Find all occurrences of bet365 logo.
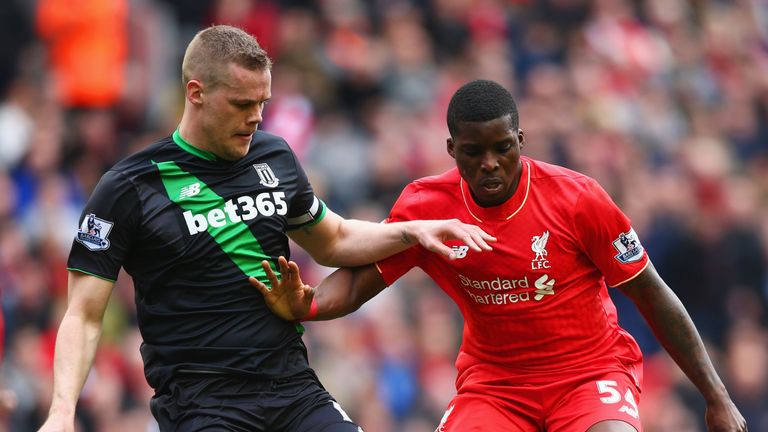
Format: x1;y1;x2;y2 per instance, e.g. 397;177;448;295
183;192;287;235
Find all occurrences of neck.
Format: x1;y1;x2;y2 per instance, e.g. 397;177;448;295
177;113;208;153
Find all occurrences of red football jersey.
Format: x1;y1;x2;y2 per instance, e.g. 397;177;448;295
377;157;648;378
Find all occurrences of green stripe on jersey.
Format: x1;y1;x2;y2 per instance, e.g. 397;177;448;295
66;267;117;283
153;160;274;279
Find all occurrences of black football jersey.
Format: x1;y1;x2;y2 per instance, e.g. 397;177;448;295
67;130;325;389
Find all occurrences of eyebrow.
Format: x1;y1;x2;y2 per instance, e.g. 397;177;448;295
229;97;270;104
459;138;512;147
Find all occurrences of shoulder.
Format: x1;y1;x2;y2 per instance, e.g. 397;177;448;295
408;167;462;196
110;135;176;178
526;157;599;202
389;168;460;221
245;131;302;169
250;131;293;155
527;157;591;185
96;135;207;198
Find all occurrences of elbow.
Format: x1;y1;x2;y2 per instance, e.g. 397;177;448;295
306;237;346;267
312;251;338;268
67;300;108;325
312;250;363;268
348;296;367;314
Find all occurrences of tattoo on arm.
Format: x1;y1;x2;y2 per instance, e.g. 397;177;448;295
400;230;412;245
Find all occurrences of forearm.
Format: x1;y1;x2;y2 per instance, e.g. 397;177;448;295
321;219;416;267
312;265;388;320
632;288;728;403
291;210;493;267
47;311;103;419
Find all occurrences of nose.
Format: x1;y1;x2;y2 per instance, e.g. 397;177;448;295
480;152;500;172
246;106;263;126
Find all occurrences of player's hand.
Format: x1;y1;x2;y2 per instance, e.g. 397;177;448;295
0;389;16;415
408;219;496;260
249;256;314;321
705;398;747;431
37;416;74;432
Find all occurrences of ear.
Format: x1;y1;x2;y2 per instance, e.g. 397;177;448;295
447;137;456;159
186;79;204;105
518;128;525;149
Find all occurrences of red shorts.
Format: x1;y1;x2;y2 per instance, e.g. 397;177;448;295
435;361;643;432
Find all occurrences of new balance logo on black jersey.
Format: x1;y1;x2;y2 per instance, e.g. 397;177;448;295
184;192;287;235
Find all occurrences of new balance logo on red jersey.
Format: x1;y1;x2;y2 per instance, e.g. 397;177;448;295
451;245;469;258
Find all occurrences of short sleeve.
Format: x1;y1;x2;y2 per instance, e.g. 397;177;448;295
573;178;649;287
285;149;326;230
67;170;141;281
376;182;423;285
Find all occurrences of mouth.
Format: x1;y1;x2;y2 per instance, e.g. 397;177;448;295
478;178;504;193
234;132;254;142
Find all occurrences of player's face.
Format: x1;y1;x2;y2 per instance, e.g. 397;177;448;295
198;63;271;161
447;114;524;207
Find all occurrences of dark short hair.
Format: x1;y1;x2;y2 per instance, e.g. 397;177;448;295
447;80;519;136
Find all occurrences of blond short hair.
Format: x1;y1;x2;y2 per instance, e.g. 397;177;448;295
181;25;272;88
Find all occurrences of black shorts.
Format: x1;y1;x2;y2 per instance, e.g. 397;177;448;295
150;370;363;432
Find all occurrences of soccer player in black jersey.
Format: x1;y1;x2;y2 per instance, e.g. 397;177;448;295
38;25;495;432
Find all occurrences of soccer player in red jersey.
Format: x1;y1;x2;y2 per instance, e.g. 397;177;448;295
251;80;747;431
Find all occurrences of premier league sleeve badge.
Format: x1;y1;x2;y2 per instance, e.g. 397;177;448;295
612;228;644;264
75;213;114;251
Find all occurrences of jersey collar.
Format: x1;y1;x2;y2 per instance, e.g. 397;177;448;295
460;159;530;223
173;129;218;161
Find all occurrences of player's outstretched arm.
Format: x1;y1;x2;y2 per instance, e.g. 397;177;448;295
288;209;495;267
250;257;387;321
38;272;115;432
617;263;747;432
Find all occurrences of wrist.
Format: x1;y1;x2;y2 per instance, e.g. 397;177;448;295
399;222;415;245
702;383;730;404
47;404;76;421
302;298;318;321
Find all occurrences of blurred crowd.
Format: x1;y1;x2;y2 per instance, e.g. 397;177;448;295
0;0;766;431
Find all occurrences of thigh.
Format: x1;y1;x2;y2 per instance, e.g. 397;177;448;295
150;376;269;432
587;420;639;432
172;415;253;432
435;393;541;432
151;393;265;432
545;370;642;432
273;370;362;432
292;400;363;432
